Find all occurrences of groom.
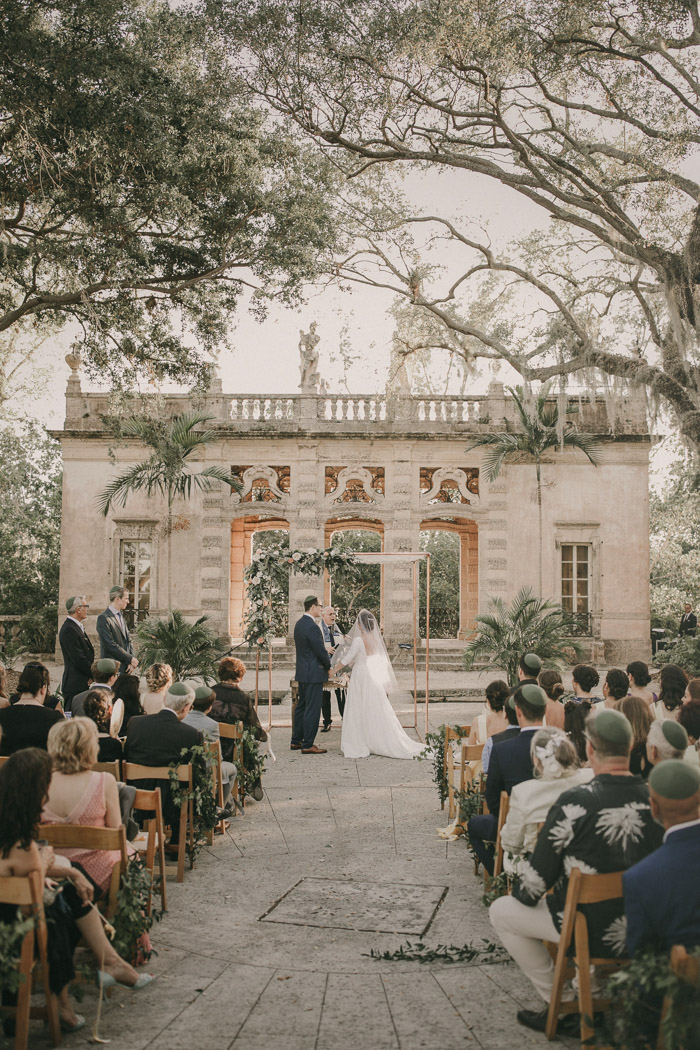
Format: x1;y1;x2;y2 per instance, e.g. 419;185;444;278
291;595;331;754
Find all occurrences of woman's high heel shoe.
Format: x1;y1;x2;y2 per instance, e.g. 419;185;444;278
96;970;155;991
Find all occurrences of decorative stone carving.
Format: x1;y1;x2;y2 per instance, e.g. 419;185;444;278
231;465;290;504
299;322;321;393
419;467;480;506
325;466;385;504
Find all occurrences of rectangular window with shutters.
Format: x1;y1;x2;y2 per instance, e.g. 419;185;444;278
119;540;152;629
561;543;590;620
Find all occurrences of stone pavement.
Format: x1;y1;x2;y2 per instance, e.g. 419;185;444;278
39;700;576;1050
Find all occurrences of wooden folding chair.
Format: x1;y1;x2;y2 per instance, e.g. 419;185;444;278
546;868;628;1044
40;824;128;918
441;725;471;810
203;740;225;839
0;871;61;1050
657;945;700;1049
446;741;483;820
491;790;510;880
130;786;168;914
92;760;121;780
218;722;244;809
123;763;194;883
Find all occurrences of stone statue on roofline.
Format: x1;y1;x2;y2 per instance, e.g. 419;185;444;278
299;322;321;393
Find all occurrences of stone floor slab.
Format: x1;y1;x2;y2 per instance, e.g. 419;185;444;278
260;877;448;936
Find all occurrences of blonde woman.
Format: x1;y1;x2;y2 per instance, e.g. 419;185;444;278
41;718;132;890
500;728;593;875
141;662;173;715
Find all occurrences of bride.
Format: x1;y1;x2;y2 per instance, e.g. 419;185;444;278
331;609;424;760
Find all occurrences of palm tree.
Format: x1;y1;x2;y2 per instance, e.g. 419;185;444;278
463;587;584;686
97;412;237;611
466;384;602;598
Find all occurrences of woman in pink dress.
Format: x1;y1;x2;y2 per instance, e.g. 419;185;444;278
42;717;128;890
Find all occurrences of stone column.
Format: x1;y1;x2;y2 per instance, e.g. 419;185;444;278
286;440;324;636
382;456;419;649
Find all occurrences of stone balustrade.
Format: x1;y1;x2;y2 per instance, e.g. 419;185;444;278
63;384;649;436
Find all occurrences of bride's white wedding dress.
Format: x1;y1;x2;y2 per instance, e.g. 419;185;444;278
338;634;424;760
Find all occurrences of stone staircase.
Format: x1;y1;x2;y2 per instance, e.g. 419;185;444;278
232;640;468;673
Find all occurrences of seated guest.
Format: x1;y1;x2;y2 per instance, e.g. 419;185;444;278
0;662;9;708
185;686;244;809
564;697;592;763
467;684;546;876
568;663;603;704
0;749;151;1032
42;718;130;891
70;658;118;718
616;694;653;778
9;662;63;712
490;708;663;1034
481;690;520;774
0;664;63;754
624;760;700;954
653;663;689;722
538;670;566;729
141;663;173;715
501;728;593;875
627;660;657;706
124;683;202;855
467;679;510;745
83;690;124;762
602;668;629;708
211;658;267;764
683;677;700;705
647;719;688;767
679;700;700;765
111;673;144;735
518;651;543;685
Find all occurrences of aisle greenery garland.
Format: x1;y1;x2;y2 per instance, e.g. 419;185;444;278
168;744;219;862
243;543;360;647
238;727;266;801
417;725;469;805
0;912;35;994
112;857;161;965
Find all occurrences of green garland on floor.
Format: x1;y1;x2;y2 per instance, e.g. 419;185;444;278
366;938;509;965
169;744;219;862
111;856;162;966
0;911;35;994
598;947;700;1050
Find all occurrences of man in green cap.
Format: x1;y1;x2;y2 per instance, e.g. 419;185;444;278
646;719;689;766
69;658;119;717
624;760;700;954
468;683;546;875
58;595;94;708
490;707;663;1034
518;652;542;685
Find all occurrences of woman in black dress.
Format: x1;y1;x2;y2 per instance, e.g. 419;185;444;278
83;690;124;762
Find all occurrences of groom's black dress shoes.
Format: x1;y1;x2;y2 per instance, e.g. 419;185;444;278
301;745;327;754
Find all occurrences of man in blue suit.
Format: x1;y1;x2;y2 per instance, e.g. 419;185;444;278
96;585;138;674
468;683;546;875
624;760;700;954
291;595;331;754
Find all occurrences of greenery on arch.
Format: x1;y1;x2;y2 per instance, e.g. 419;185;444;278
243;543;361;646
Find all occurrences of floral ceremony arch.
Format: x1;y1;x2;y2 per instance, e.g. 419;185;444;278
242;543;431;732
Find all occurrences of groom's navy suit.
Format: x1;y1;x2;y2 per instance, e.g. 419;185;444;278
292;613;331;749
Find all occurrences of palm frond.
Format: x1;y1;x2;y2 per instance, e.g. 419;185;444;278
96;463;166;516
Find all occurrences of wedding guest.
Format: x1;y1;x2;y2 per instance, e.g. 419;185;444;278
568;663;603;703
70;658;119;718
683;678;700;704
602;668;629;708
481;692;520;773
679;700;700;764
141;663;173;715
490;709;662;1034
652;664;689;722
500;728;593;874
42;718;130;891
9;662;62;713
0;750;152;1034
111;673;144;735
616;694;653;778
468;684;546;875
518;652;542;684
679;602;697;637
211;657;267;764
185;685;243;809
0;664;63;754
646;719;688;766
564;698;592;763
83;690;124;762
58;596;94;709
624;760;700;954
538;670;566;729
467;679;510;745
627;660;658;706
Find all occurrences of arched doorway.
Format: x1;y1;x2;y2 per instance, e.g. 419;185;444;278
419;519;478;639
324;519;384;630
229;516;289;638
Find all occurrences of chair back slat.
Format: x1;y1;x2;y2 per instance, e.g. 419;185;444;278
577;870;624;904
123;762;193;786
92;760;121;780
41;823;127;853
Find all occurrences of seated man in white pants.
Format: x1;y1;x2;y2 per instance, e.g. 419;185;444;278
489;708;662;1034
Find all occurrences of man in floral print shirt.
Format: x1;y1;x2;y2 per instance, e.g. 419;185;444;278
489;708;663;1034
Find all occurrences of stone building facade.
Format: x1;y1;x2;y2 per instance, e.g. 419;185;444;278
55;371;652;662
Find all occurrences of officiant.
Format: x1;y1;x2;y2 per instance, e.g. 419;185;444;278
320;607;347;733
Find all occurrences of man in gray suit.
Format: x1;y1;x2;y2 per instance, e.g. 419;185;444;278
96;585;138;674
